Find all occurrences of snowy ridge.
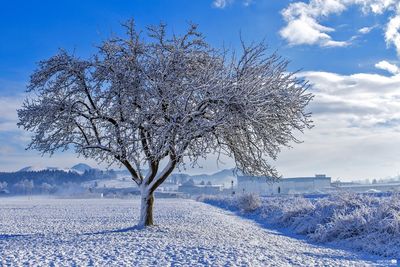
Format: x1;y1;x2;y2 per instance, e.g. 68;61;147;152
18;165;59;172
17;164;94;174
18;166;78;173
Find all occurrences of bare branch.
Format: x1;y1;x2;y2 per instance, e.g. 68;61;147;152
18;19;313;196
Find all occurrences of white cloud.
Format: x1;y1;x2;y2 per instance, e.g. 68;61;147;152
0;145;15;155
375;60;400;75
322;39;350;47
280;0;400;52
280;15;349;47
213;0;232;8
212;0;252;9
358;25;376;34
385;13;400;55
0;96;23;132
368;0;397;14
280;0;348;47
303;71;400;122
243;0;252;7
275;70;400;180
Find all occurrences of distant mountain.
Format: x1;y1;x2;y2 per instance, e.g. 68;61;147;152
71;163;93;174
191;168;235;181
17;163;96;174
167;169;236;187
18;166;60;172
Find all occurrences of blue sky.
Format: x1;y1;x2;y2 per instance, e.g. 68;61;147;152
1;0;400;181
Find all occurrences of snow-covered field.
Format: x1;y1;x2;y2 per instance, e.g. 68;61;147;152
0;197;391;266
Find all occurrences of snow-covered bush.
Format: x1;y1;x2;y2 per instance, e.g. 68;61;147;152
237;193;262;212
263;197;315;232
200;193;400;258
197;195;237;211
310;193;400;257
199;193;262;213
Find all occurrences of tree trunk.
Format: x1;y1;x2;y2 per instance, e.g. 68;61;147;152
139;189;154;227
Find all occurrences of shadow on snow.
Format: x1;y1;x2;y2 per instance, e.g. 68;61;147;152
0;234;33;240
81;225;146;236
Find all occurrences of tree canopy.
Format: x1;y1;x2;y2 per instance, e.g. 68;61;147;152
18;20;313;226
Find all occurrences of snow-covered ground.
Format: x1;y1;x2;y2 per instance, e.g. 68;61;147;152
200;193;400;259
0;197;391;266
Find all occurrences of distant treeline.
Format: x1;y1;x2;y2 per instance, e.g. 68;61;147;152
0;169;118;195
0;169;115;185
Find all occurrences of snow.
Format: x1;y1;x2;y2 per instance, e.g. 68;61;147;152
200;193;400;259
71;163;94;174
0;197;389;266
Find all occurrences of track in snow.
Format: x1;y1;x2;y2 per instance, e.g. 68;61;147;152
0;197;387;266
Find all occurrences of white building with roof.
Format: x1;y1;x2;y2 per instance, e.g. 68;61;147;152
237;174;332;195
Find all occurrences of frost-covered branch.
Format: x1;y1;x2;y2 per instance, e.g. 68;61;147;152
18;19;313;226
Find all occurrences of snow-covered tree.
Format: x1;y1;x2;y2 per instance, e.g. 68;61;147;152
0;181;7;190
39;182;54;194
14;180;34;195
18;20;312;226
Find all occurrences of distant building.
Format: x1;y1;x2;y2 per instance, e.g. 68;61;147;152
178;182;223;195
237;174;332;195
157;182;179;192
332;182;400;193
